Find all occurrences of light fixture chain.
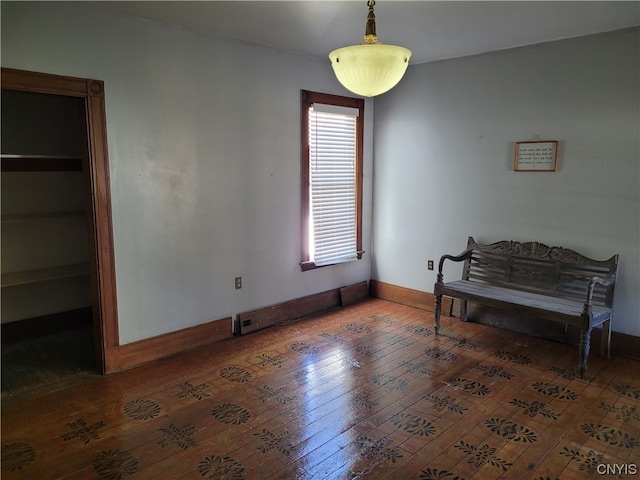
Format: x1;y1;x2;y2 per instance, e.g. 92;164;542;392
364;0;379;44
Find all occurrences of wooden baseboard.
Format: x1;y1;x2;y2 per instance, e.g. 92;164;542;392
105;281;371;372
370;281;640;361
606;330;640;361
340;281;369;306
104;316;233;373
369;280;452;313
1;308;93;343
237;281;370;335
238;289;341;335
571;324;640;361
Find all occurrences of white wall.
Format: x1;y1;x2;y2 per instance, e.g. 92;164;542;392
373;28;639;336
1;2;374;344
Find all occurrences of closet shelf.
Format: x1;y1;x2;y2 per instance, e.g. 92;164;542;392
0;154;82;159
1;211;86;223
1;154;83;172
1;263;90;288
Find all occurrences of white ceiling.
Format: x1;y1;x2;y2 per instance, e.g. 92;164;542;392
93;1;640;64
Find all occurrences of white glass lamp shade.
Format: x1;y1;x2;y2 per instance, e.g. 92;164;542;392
329;43;412;97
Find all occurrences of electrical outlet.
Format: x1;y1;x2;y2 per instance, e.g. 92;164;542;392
427;260;434;270
235;276;242;289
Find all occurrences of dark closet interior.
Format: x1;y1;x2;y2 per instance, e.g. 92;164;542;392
1;89;98;397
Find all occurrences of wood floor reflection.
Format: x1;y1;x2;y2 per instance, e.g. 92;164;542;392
2;298;639;479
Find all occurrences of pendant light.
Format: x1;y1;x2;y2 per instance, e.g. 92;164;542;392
329;0;412;97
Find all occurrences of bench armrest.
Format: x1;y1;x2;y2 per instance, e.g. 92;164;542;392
436;249;472;283
583;273;617;311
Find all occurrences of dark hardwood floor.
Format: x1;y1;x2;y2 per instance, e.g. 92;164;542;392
1;298;639;479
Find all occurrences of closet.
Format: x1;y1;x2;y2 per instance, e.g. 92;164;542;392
1;68;119;378
2;90;92;331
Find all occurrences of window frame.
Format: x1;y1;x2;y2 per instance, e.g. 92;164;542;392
300;90;364;271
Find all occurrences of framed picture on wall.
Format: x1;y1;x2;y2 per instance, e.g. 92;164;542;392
514;141;558;172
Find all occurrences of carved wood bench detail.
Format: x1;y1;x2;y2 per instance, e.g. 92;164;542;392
434;237;618;378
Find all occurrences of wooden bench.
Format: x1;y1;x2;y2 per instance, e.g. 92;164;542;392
434;237;618;377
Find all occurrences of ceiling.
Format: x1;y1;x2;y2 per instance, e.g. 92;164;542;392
93;1;640;65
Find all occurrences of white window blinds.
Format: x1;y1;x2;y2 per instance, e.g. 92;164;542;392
308;103;359;266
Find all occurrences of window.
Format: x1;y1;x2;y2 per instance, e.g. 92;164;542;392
300;90;364;271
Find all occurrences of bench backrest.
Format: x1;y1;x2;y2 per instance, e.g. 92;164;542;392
462;237;618;308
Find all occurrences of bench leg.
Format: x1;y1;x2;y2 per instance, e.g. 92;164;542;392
434;294;442;335
600;318;612;360
460;300;468;322
579;328;592;379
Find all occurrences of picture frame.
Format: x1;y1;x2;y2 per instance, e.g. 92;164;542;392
514;141;558;172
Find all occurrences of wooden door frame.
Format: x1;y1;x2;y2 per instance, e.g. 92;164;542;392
2;67;119;374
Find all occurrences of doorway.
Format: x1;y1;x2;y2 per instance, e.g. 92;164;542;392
1;69;118;392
